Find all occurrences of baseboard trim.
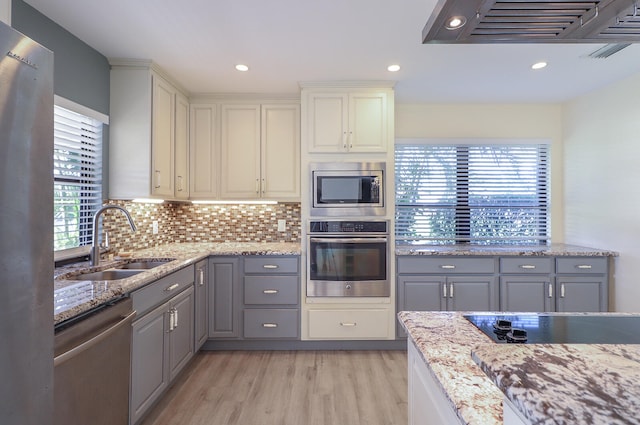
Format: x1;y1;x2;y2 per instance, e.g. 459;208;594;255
201;339;406;351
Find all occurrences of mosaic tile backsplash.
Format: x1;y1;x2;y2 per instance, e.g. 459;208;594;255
101;201;301;254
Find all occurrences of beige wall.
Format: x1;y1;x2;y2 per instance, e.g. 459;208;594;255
394;103;565;242
563;72;640;311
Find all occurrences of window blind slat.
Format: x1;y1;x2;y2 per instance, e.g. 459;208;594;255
395;144;549;245
54;105;104;251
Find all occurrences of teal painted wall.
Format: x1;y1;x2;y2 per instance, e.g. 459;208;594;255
11;0;109;115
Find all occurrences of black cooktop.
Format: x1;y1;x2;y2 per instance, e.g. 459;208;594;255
464;314;640;344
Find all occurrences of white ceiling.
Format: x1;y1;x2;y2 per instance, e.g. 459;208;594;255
23;0;640;103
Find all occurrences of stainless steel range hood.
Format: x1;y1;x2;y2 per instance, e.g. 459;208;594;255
423;0;640;43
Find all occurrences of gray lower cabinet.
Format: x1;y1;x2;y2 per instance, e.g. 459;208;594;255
499;257;608;312
242;256;300;339
194;259;208;349
396;257;498;337
555;257;608;312
208;257;241;339
130;266;195;425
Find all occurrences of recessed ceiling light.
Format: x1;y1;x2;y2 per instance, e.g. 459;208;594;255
531;61;548;70
445;16;467;30
387;64;401;72
235;64;249;72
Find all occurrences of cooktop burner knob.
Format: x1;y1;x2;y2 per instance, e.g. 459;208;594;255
493;319;512;334
506;328;528;343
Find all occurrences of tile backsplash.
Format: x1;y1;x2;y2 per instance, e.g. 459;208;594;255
101;201;301;254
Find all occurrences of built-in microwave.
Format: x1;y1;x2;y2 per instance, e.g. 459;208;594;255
310;162;385;216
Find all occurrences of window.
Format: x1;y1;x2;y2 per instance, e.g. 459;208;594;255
53;102;104;251
395;142;549;245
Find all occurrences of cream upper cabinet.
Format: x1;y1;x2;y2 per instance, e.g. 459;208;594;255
109;61;189;200
303;87;392;153
219;103;300;200
174;92;190;200
151;75;176;197
189;104;218;199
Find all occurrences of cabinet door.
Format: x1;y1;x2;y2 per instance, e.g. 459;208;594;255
447;276;498;311
208;257;241;338
500;276;553;312
151;75;175;197
348;92;388;152
130;302;170;425
397;276;447;337
220;104;261;199
194;260;209;349
261;104;300;200
189;104;218;199
168;287;194;381
555;276;607;312
306;92;348;152
174;92;189;199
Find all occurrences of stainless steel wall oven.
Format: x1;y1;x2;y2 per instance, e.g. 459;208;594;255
307;220;389;297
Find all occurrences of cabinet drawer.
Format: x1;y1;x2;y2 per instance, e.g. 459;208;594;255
556;257;607;274
500;257;552;274
244;257;299;274
131;266;194;317
397;257;494;274
307;309;389;339
243;309;299;338
244;275;299;305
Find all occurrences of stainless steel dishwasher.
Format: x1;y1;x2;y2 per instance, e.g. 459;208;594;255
54;297;135;425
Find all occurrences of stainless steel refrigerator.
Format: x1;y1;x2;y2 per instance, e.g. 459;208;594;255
0;21;55;425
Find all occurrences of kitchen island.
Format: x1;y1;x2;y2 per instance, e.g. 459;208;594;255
54;242;300;325
398;311;640;425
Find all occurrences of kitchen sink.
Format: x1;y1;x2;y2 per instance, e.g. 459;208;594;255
117;259;174;270
70;269;144;281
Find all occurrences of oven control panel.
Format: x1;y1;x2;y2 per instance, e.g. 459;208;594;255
309;220;388;234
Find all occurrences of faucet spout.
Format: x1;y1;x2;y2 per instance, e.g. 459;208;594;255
90;204;137;266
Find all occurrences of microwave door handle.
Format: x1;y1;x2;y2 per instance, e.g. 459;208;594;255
309;237;387;244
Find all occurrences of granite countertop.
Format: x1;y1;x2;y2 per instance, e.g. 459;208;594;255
398;311;503;425
398;311;640;425
395;243;618;257
472;344;640;425
54;242;300;325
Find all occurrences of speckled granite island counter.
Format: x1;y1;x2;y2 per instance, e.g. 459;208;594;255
398;311;640;425
54;242;300;325
472;343;640;425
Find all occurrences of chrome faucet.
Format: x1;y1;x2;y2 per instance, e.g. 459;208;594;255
90;204;137;266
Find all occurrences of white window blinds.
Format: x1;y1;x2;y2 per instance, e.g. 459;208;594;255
395;144;549;245
53;105;103;251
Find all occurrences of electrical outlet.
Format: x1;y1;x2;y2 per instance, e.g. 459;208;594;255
277;219;286;232
152;221;159;234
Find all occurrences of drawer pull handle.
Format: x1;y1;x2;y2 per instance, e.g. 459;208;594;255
198;269;205;286
263;264;279;269
340;322;357;327
440;265;456;269
576;265;592;269
165;283;179;292
262;323;278;328
263;289;279;294
520;265;536;269
560;283;566;298
548;282;553;298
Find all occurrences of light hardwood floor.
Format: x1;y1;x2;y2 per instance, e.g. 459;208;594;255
140;350;408;425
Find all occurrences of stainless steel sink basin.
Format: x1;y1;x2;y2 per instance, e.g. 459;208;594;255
70;269;144;281
117;259;174;270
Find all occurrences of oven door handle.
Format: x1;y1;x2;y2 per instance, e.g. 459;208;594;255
310;237;387;244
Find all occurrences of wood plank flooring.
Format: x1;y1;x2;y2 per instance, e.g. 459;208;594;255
140;350;408;425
